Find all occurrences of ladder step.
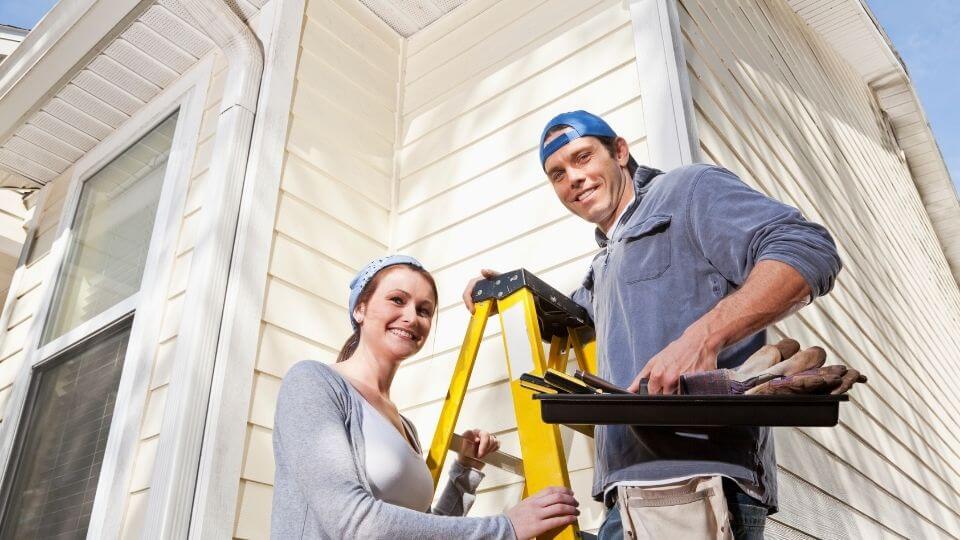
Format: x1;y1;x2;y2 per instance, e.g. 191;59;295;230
450;433;524;476
448;425;594;477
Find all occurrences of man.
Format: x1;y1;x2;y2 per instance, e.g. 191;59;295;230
463;111;841;538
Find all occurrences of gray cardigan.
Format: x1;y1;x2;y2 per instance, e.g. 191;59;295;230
271;360;516;539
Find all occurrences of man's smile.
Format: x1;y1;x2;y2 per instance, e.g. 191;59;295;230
574;186;599;203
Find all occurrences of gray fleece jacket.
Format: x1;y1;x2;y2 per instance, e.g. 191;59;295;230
271;360;516;539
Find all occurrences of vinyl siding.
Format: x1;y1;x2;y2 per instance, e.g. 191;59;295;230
231;0;960;538
0;172;69;422
783;0;960;286
392;0;642;532
118;51;228;536
231;0;400;535
679;0;960;536
230;0;643;534
0;190;26;302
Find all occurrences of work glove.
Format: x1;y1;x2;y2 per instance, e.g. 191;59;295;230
679;337;866;396
734;338;801;379
746;365;868;395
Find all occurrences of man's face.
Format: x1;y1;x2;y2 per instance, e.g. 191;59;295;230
543;131;632;231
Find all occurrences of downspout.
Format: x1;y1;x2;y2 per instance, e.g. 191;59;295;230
141;0;263;537
628;0;700;169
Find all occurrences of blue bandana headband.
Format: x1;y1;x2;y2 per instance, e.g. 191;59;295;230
539;110;619;170
348;254;425;330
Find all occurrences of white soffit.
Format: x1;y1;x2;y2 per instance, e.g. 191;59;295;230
788;0;960;283
787;0;902;85
358;0;468;37
0;0;265;189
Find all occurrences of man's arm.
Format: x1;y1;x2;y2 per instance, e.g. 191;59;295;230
630;259;809;394
630;166;841;394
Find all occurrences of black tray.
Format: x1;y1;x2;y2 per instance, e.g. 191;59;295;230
535;393;848;427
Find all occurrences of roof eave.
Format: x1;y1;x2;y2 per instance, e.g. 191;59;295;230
0;0;147;186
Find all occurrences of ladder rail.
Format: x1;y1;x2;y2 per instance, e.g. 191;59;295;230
425;271;597;539
426;300;492;486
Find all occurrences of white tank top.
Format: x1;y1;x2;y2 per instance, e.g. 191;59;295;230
360;398;434;512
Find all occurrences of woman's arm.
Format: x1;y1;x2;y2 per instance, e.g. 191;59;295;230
432;460;485;516
430;428;500;516
272;361;515;539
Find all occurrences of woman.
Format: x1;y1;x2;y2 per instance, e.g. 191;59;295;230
272;255;580;539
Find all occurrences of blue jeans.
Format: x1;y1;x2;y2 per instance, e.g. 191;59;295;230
597;484;767;539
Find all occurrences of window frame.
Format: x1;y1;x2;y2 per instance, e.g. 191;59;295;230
37;110;180;350
0;314;134;534
0;54;214;538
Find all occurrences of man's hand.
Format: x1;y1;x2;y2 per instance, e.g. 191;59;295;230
629;325;721;394
629;260;812;395
461;269;499;313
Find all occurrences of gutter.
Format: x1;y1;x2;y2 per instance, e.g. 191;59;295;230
141;0;263;536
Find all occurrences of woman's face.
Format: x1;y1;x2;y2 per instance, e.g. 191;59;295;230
355;266;436;361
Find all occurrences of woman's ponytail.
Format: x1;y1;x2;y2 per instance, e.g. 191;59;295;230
336;329;361;363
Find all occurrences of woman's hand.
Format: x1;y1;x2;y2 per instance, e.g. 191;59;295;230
457;429;500;470
505;487;580;539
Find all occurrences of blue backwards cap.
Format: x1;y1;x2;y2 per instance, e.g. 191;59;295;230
539;110;618;170
348;254;424;330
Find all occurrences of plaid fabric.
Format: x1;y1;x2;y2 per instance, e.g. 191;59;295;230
679;369;744;395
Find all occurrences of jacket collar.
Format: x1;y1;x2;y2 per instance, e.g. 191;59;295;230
594;165;662;248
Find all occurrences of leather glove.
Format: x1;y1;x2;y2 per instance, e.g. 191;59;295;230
735;338;800;380
746;365;867;395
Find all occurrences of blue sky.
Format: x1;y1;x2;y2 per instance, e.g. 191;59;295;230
0;0;55;30
0;0;956;191
868;0;959;192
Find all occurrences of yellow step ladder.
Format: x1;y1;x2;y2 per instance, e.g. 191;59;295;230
426;269;596;540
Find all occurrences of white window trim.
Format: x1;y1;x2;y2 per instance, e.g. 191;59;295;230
0;54;214;539
34;293;141;361
629;0;701;169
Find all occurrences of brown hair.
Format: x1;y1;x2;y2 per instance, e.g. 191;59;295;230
336;264;439;363
544;125;637;176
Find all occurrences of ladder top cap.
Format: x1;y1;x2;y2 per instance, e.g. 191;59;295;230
471;268;593;341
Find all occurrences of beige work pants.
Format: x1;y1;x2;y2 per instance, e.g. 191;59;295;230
616;476;733;540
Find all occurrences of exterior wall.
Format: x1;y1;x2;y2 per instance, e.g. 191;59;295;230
679;0;960;537
116;51;227;537
231;0;400;536
0;49;226;537
392;0;643;531
234;0;646;534
0;190;26;300
0;171;70;423
230;0;960;538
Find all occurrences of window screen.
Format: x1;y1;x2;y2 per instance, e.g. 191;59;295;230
42;112;178;344
0;320;131;538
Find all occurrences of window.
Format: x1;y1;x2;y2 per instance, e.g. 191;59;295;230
0;111;180;538
0;320;131;538
41;112;178;344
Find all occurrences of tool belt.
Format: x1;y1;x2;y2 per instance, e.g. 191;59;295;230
616;476;733;540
